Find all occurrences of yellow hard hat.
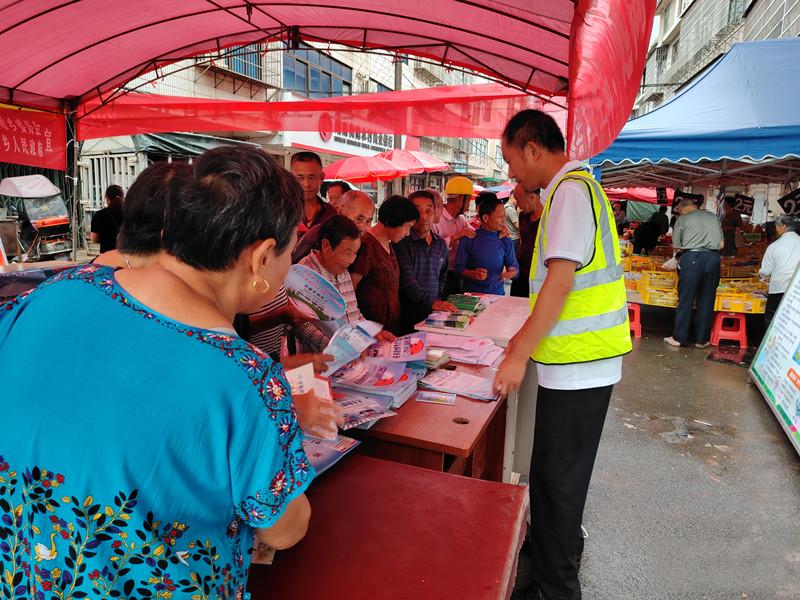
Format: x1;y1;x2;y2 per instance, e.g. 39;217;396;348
445;176;473;196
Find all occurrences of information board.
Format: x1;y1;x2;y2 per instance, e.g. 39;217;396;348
749;266;800;456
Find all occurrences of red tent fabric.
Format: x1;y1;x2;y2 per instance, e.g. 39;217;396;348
0;0;655;166
77;84;561;142
604;187;674;204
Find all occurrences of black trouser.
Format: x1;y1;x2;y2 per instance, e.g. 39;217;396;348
673;250;721;345
444;270;461;297
530;384;613;600
764;293;783;332
510;271;530;297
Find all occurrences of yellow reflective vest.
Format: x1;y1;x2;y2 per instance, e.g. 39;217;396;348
529;169;632;364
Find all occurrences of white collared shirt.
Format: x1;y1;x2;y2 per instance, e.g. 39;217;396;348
760;231;800;294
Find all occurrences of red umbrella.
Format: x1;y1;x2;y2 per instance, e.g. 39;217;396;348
376;149;449;173
324;156;408;183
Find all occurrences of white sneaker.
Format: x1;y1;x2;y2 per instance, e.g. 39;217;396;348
663;336;682;347
695;342;711;349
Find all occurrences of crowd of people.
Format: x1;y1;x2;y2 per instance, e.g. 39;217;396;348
6;104;800;600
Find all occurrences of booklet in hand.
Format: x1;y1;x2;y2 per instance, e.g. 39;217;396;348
322;320;383;375
285;263;347;321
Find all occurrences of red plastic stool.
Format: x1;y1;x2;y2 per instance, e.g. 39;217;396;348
628;302;642;338
710;312;748;348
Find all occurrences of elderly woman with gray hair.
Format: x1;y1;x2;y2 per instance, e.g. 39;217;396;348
759;214;800;329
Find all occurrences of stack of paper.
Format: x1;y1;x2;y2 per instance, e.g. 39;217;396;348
424;311;471;329
447;293;487;314
333;389;396;430
419;369;498;402
366;332;427;363
425;333;504;366
425;347;450;369
331;359;419;409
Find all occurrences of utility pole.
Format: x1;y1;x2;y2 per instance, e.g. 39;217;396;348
393;54;404;196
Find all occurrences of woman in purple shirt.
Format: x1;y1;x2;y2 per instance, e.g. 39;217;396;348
455;194;519;295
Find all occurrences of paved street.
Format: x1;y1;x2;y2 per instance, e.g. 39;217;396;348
581;307;800;599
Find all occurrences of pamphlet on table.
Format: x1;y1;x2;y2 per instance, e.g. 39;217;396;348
322;319;383;375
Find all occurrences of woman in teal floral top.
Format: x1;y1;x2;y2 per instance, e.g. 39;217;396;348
0;146;314;599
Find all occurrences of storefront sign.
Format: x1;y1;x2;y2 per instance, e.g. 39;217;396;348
0;106;66;170
750;268;800;457
777;188;800;215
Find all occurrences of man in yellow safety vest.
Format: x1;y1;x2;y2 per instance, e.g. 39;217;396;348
495;110;631;600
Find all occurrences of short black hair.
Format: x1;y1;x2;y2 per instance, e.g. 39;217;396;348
326;181;349;195
659;205;668;213
408;189;435;208
105;184;124;200
724;196;736;207
118;162;193;256
318;215;361;250
378;195;419;228
502;109;565;153
475;191;499;209
478;194;503;220
290;151;323;168
162;145;303;271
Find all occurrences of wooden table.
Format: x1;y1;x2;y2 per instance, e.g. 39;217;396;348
417;296;537;483
247;456;528;600
350;362;507;481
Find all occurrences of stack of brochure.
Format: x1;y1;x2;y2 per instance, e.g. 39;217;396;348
447;293;487;315
331;358;419;409
332;389;396;430
424;311;471;329
425;348;450;369
425;332;504;366
365;332;427;363
419;368;499;402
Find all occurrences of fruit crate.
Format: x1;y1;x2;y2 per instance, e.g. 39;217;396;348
624;272;641;291
640;286;678;308
638;270;677;291
714;292;766;314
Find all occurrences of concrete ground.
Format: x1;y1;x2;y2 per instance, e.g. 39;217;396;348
580;306;800;599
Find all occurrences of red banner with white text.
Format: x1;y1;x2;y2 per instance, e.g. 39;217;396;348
0;106;66;170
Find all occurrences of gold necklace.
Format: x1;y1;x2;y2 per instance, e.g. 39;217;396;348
120;252;133;269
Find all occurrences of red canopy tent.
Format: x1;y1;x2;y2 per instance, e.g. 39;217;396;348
375;149;448;174
605;187;674;204
0;0;656;170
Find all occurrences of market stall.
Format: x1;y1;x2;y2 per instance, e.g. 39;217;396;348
593;38;800;190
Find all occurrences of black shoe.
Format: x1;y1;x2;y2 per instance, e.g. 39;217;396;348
575;525;588;572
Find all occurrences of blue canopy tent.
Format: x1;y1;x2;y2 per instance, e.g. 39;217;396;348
593;38;800;189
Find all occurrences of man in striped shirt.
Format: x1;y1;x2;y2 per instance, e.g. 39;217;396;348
296;215;395;351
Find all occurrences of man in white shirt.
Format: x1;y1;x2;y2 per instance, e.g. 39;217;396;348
433;176;476;295
495;110;630;600
759;214;800;330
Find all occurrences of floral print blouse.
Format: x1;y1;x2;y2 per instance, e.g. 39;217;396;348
0;265;314;599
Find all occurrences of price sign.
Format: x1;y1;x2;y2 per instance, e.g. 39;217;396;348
778;188;800;215
673;189;704;209
734;193;754;216
656;188;668;205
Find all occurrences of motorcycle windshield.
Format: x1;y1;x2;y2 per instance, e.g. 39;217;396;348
23;195;68;221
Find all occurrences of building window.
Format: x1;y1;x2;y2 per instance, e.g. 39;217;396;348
662;2;673;34
728;0;746;24
655;45;669;73
283;43;352;98
225;44;263;81
373;80;392;94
